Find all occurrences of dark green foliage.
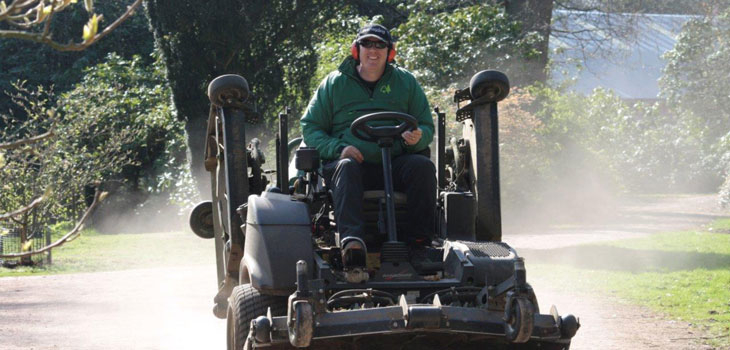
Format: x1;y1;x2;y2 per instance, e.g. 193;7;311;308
1;52;185;237
60;53;184;197
482;82;722;215
9;0;725;223
661;12;730;140
144;0;342;192
395;3;542;88
495;4;730;204
1;83;138;241
660;9;730;203
0;1;154;116
558;0;729;15
533;86;718;193
145;0;342;125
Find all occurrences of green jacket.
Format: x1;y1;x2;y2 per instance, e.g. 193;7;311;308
301;57;433;163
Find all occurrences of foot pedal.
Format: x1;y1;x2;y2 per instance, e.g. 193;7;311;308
344;268;370;283
381;241;409;263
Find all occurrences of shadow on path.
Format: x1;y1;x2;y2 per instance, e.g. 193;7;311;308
521;245;730;273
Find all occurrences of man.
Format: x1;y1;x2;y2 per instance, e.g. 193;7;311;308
300;24;436;268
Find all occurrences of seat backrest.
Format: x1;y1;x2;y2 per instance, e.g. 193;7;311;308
363;190;407;206
361;190;408;237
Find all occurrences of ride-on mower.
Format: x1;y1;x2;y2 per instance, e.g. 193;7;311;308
189;71;580;349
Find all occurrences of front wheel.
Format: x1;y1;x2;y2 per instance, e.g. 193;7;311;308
227;284;287;350
505;298;535;344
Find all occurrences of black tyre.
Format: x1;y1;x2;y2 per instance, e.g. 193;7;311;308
208;74;250;107
227;284;287;350
527;284;540;314
560;314;580;339
211;105;250;302
469;70;510;102
189;201;215;239
505;298;535;344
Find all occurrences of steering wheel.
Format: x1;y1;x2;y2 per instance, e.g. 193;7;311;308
350;112;418;143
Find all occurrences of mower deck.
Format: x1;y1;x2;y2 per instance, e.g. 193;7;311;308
249;293;573;345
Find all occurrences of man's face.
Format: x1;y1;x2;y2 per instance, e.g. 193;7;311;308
358;39;388;71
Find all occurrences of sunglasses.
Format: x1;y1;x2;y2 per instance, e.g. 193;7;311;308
358;40;388;49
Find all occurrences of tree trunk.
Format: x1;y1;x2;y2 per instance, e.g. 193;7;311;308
144;0;340;197
20;220;32;265
504;0;554;85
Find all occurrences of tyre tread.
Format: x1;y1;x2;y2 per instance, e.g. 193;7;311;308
229;284;287;350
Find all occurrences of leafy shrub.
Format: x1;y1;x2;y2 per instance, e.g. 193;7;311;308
0;1;155;116
496;89;553;205
60;52;187;200
531;85;718;194
661;9;730;203
1;83;137;250
718;134;730;207
0;52;191;240
394;2;541;88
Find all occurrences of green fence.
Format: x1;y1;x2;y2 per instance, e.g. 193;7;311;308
0;228;51;266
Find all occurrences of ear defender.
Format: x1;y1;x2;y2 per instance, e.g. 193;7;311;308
387;43;397;63
350;41;397;63
351;41;360;61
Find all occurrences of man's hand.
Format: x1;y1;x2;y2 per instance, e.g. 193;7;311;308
340;145;364;163
401;127;422;146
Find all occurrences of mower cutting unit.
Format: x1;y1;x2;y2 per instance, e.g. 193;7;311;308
190;71;579;349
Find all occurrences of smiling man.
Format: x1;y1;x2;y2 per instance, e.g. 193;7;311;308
300;24;436;269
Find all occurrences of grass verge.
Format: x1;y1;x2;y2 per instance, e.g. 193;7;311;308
0;229;213;277
524;219;730;348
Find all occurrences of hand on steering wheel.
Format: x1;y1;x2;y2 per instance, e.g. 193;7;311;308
402;128;422;146
350;112;418;144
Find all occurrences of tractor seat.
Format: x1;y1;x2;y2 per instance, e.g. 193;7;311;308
362;191;408;241
363;190;407;205
329;190;408;247
330;191;409;243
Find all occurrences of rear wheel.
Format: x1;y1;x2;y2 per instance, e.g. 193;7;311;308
469;70;510;102
189;201;215;239
209;74;250;107
463;70;510;242
227;284;287;350
210;102;250;317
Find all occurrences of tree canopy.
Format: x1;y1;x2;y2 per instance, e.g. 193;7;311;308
659;8;730;205
145;0;343;193
4;0;729;238
0;0;154;116
0;0;141;51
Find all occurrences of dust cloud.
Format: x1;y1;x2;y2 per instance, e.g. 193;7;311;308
90;192;192;234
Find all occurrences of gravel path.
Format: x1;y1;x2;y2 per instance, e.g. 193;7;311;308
1;194;727;349
0;266;225;350
506;194;729;350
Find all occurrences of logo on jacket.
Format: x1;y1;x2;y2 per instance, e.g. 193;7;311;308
380;84;391;94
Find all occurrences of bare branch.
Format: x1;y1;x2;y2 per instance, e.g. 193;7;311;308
551;28;599;34
0;189;103;259
41;0;57;39
0;0;34;22
0;195;45;221
8;215;23;225
0;129;53;150
0;0;142;51
554;0;601;12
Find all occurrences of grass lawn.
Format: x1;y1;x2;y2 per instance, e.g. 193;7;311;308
524;219;730;348
0;229;214;277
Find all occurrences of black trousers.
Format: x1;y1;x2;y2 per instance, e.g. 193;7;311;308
323;154;437;245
